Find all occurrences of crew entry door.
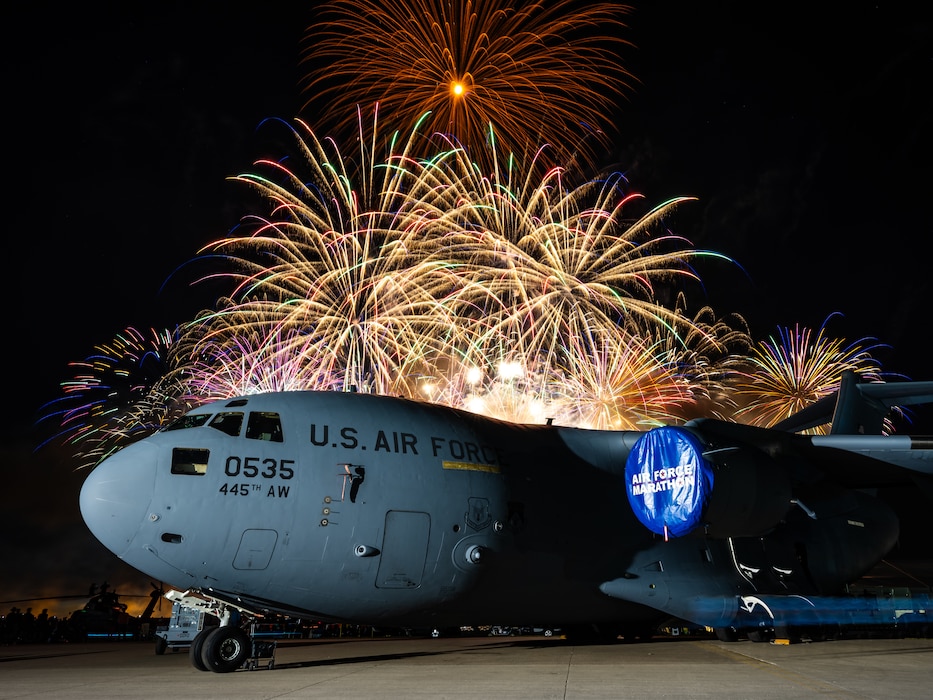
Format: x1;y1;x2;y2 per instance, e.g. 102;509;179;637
375;511;430;589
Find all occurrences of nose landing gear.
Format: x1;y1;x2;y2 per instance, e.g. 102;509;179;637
197;625;253;673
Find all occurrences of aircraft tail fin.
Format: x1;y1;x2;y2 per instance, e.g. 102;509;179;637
774;371;933;435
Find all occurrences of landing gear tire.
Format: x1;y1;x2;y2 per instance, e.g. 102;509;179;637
189;628;213;672
200;626;251;673
746;628;773;643
714;627;739;642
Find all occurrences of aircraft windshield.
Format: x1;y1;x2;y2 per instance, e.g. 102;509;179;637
209;412;244;437
246;412;283;442
160;410;281;441
162;414;211;432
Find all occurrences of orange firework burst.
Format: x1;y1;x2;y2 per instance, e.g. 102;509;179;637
300;0;635;169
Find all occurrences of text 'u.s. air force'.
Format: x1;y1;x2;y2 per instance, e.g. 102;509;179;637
309;424;503;467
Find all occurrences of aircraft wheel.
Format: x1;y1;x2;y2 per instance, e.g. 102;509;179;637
200;626;251;673
189;628;214;672
714;627;739;642
154;636;167;655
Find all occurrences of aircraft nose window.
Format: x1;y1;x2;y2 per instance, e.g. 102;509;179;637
171;447;210;475
246;412;284;442
209;412;244;437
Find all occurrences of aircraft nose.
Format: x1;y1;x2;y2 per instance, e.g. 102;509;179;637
80;441;159;559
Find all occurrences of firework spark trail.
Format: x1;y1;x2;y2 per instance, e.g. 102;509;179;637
37;326;196;466
301;0;635;170
733;314;888;434
551;324;695;430
196;114;471;395
184;322;332;398
418;134;736;381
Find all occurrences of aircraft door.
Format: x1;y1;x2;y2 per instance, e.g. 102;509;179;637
233;529;278;570
375;511;430;589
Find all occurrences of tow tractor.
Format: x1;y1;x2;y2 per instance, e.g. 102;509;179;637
154;592;219;654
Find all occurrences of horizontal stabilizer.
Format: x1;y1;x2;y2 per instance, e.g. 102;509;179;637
773;371;933;435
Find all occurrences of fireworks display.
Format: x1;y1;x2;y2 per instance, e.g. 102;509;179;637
37;327;196;468
731;315;889;434
185;111;749;426
300;0;635;170
38;2;900;464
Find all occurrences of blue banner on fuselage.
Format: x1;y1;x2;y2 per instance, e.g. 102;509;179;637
625;426;713;537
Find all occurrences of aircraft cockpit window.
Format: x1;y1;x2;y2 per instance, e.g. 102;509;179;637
209;412;244;437
171;447;209;475
162;414;211;432
246;412;283;442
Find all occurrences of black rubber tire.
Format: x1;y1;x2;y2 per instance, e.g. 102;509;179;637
154;636;168;655
189;628;214;672
200;626;251;673
714;626;739;642
746;628;773;643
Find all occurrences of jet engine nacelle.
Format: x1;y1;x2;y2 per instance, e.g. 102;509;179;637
624;426;792;539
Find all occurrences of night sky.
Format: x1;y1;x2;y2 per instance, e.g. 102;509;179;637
3;2;931;617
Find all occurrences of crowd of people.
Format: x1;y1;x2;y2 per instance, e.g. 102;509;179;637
1;606;71;644
2;582;150;644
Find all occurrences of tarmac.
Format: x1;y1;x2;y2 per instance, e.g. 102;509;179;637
2;634;932;699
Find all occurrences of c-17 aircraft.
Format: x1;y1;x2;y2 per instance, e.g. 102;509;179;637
80;371;933;672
